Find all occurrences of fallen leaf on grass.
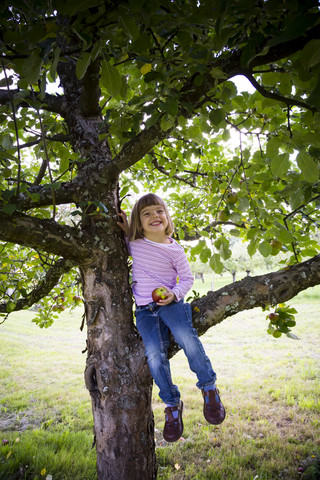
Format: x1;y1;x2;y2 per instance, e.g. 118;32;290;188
174;463;181;470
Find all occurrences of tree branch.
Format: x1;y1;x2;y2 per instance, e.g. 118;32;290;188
168;254;320;357
79;57;102;117
151;153;198;188
250;23;320;69
243;72;316;112
7;180;80;210
0;257;75;313
181;219;247;241
0;89;65;115
193;254;320;335
0;211;94;263
110;24;320;174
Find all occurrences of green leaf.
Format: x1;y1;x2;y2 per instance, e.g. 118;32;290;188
118;15;140;41
247;239;259;257
209;108;225;126
307;77;320;110
59;157;69;173
200;247;211;263
49;46;61;81
2;203;17;215
286;332;299;340
6;301;16;313
76;52;92;80
271;153;290;178
210;67;227;79
258;240;272;257
161;99;179;116
267;14;318;48
191;240;206;256
209;254;224;274
273;224;295;244
160;115;174;132
101;60;122;97
301;39;320;69
14;49;43;84
296;152;319;183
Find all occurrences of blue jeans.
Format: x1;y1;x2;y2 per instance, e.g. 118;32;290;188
135;299;216;405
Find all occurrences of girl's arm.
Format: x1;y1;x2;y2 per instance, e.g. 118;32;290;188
117;210;129;236
171;247;194;302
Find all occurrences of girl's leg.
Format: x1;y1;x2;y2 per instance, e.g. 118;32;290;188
135;305;180;406
159;300;217;390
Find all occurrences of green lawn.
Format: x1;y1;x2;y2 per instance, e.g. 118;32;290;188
0;281;319;479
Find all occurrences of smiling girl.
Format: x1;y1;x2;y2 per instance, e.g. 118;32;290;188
118;193;225;442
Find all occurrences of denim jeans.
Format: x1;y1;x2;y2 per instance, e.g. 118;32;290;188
135;299;216;405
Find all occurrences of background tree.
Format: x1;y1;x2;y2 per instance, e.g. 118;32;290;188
0;1;320;479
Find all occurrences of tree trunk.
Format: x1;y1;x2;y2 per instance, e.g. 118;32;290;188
82;256;157;480
80;193;157;479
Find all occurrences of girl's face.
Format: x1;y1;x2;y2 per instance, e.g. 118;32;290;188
140;204;169;239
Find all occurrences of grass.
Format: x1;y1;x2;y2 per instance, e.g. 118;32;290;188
0;278;320;479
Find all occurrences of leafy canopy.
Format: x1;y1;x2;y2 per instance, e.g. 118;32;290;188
0;0;319;323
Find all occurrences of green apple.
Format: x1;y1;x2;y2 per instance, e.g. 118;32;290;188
218;210;229;222
225;191;238;205
270;239;282;250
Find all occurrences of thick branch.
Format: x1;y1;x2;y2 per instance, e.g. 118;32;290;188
192;254;320;336
80;57;101;117
0;211;94;264
0;89;65;115
250;23;320;69
0;257;75;313
8;180;81;210
110;120;170;176
168;254;320;357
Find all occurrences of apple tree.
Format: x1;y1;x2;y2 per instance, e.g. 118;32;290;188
0;1;320;478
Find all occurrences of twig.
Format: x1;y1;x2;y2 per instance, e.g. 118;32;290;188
244;72;316;112
1;61;22;195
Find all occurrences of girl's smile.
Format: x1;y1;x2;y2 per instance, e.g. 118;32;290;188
140;205;169;240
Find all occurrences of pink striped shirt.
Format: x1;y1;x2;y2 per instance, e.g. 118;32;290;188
127;237;194;306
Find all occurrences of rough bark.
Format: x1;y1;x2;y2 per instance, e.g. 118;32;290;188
81;194;157;479
0;211;95;262
191;254;320;336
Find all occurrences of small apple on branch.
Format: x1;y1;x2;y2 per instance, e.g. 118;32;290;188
152;287;169;303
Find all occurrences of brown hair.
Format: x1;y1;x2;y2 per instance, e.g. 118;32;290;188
128;193;174;241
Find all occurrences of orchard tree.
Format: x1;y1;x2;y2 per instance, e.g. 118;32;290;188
1;1;320;479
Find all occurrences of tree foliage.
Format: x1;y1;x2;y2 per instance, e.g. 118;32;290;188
1;0;319;325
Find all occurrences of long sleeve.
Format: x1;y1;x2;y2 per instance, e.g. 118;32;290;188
128;237;194;305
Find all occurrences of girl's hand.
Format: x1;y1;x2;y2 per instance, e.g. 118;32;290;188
157;288;176;306
117;210;129;236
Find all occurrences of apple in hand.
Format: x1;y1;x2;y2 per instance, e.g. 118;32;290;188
152;287;168;302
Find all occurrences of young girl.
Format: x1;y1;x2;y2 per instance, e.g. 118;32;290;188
118;193;225;442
